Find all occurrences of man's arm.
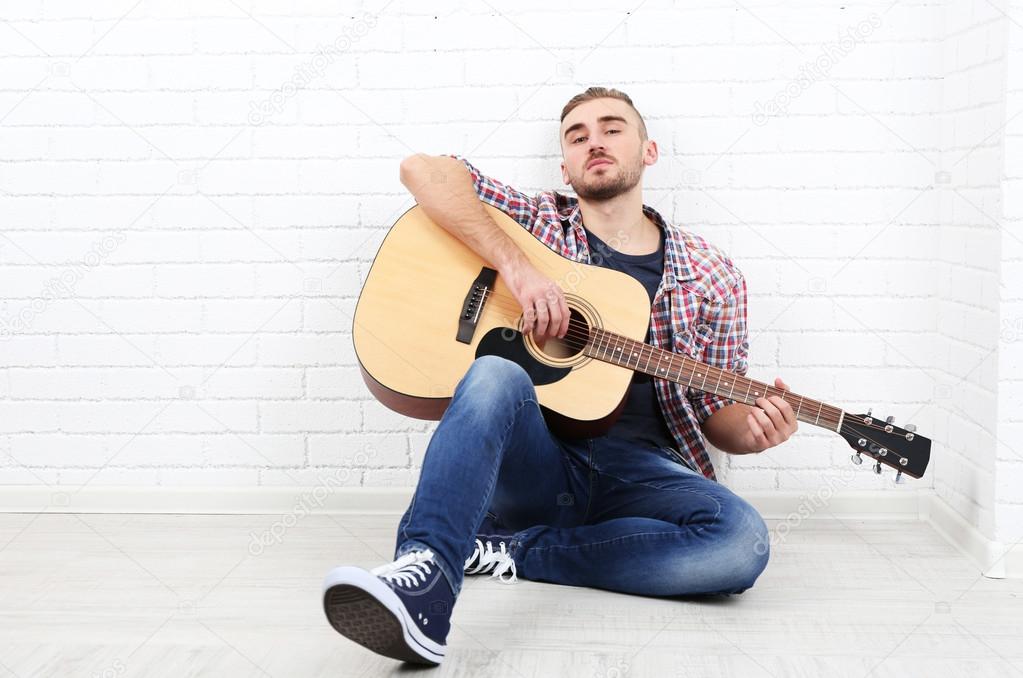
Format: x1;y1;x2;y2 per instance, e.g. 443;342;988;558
685;271;798;454
398;153;569;340
399;154;529;277
701;377;796;454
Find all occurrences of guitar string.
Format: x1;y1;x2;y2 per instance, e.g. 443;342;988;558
471;288;910;433
473;300;917;446
834;416;923;473
476;302;843;419
838;423;915;470
478;302;883;432
465;288;910;444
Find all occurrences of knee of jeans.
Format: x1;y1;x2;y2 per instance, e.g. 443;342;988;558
718;499;771;590
458;355;535;406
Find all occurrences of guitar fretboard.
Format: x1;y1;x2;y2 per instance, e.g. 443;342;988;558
582;327;844;432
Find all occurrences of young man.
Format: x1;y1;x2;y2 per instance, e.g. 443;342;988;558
322;87;798;665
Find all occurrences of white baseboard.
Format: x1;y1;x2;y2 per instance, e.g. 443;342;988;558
0;485;416;515
742;489;927;520
919;491;1022;579
1;485;1019;578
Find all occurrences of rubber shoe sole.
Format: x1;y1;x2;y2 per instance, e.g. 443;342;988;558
322;566;445;665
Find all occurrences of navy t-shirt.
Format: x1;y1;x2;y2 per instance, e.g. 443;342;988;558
583;225;677;451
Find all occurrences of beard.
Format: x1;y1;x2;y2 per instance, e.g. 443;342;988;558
569;151;644;201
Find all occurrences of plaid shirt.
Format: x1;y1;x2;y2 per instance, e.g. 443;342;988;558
450;155;750;481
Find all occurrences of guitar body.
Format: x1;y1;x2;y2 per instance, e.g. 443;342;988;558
353;203;652;438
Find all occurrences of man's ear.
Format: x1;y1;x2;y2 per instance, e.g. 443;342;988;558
643;139;659;167
560;161;570;185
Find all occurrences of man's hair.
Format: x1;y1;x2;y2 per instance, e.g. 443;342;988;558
560;86;648;141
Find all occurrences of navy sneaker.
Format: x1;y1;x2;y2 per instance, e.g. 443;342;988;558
322;548;454;665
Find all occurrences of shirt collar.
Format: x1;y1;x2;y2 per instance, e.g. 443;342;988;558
556;193;696;285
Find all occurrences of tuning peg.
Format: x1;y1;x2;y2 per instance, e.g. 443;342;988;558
851;452;863;465
894;471;905;484
886;415;895;424
866;408;872;417
905;424;917;432
873;461;882;474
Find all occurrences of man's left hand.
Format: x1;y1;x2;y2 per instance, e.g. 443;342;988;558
744;377;798;452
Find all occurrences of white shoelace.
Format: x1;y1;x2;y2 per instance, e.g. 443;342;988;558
371;549;437;588
464;538;518;583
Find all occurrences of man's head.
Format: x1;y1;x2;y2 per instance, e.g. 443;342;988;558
559;87;658;202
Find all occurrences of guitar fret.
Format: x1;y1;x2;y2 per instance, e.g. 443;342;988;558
815;401;822;426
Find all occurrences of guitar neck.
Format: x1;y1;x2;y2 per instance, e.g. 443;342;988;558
583;327;845;433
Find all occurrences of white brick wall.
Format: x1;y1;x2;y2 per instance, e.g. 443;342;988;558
995;1;1023;545
0;0;1019;540
928;1;1006;541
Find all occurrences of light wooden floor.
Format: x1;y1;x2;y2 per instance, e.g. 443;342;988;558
0;513;1020;678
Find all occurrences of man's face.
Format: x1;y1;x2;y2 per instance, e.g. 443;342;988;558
560;98;657;201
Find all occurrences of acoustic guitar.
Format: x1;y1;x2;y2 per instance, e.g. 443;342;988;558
352;201;931;481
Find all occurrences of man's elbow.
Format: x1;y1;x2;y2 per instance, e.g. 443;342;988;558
399;153;431;186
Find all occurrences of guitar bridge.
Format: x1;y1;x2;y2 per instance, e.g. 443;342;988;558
456;266;498;344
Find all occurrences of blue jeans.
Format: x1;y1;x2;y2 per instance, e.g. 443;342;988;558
394;355;770;598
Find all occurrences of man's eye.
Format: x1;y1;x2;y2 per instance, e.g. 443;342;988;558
574;130;618;143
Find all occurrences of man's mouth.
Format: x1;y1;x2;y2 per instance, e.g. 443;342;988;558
587;158;613;170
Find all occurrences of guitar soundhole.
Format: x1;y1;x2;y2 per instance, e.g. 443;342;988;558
534;308;590;360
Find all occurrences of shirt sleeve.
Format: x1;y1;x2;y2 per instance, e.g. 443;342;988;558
446;154;540;233
688;273;751;424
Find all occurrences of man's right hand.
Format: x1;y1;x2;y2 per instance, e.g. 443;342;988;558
500;260;571;344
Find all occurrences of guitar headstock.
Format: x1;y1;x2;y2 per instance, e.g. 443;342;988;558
838;410;930;480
